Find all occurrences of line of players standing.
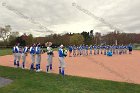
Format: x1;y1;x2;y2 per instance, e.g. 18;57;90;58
68;44;133;57
12;42;67;76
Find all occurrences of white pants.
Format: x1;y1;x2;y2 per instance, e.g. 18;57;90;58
47;55;53;66
15;53;21;62
58;57;65;68
22;53;26;63
13;53;16;61
30;54;35;64
36;54;41;64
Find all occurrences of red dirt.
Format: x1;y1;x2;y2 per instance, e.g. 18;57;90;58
0;50;140;84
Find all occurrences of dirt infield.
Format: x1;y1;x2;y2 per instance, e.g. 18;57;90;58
0;50;140;84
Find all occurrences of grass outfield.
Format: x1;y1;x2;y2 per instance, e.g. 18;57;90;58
0;48;12;56
0;48;59;56
134;48;140;50
0;66;140;93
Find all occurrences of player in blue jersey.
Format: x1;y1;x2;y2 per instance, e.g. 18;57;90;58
14;43;21;68
100;45;103;54
73;45;76;57
21;45;28;69
93;45;97;55
103;45;107;55
12;45;16;67
68;45;73;57
30;44;36;70
35;43;42;72
116;45;118;54
128;44;133;54
77;46;81;56
58;45;67;76
89;45;93;55
85;45;89;56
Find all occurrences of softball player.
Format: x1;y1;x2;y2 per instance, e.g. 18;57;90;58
89;45;93;55
30;44;36;70
93;45;97;55
12;45;16;67
79;45;82;56
14;43;21;68
58;45;67;76
68;46;73;57
128;44;133;54
83;45;86;56
112;45;116;54
73;45;76;57
97;45;100;55
119;45;122;55
81;44;84;56
103;45;107;55
76;46;79;56
106;45;110;53
100;45;103;54
35;43;42;72
46;42;54;73
107;50;113;56
124;45;128;54
21;45;28;69
85;45;88;56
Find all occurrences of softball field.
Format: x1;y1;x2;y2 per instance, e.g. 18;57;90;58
0;50;140;84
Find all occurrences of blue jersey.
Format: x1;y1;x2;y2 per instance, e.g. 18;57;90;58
97;46;100;49
12;46;15;53
116;46;119;49
35;46;41;54
81;46;85;49
89;46;92;50
128;45;132;50
113;46;116;49
103;46;106;49
93;46;97;49
58;48;64;57
23;47;28;53
69;46;73;51
85;46;88;50
73;46;77;50
125;46;128;49
100;46;104;49
79;46;82;50
14;46;20;53
30;47;35;54
119;46;122;49
77;47;80;50
106;46;110;49
123;46;125;49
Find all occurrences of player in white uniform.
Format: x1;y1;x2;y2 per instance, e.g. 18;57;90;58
46;42;54;73
30;44;36;70
58;45;67;76
14;43;21;68
21;45;28;69
35;43;42;72
12;45;16;67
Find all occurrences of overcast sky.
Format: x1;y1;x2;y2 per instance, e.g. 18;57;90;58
0;0;140;37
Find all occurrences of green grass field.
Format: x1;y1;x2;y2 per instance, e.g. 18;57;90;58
0;48;12;56
134;47;140;50
0;66;140;93
0;48;59;56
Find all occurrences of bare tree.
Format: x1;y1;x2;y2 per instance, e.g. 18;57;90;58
0;25;12;45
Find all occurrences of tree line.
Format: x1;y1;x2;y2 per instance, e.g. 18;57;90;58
0;25;140;47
